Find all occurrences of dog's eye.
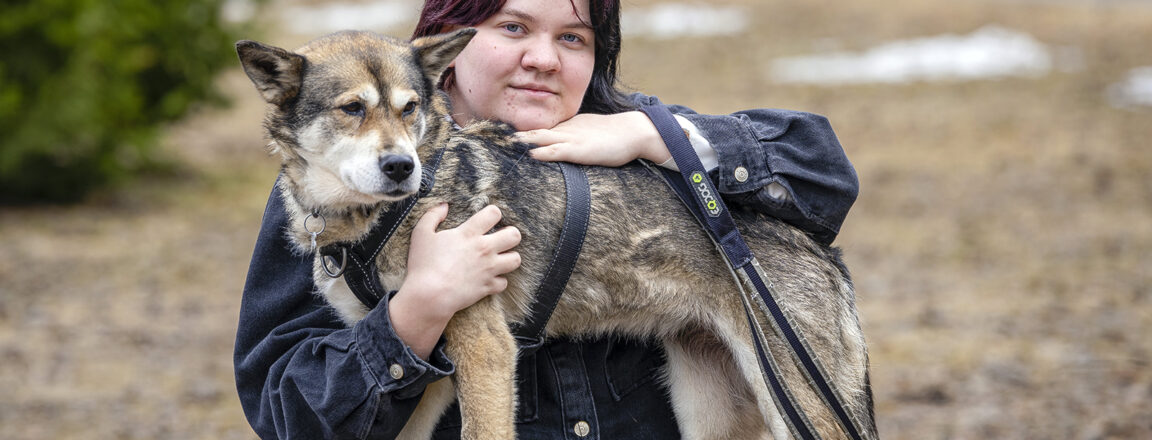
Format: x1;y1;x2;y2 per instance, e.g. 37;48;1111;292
402;101;417;116
340;102;364;116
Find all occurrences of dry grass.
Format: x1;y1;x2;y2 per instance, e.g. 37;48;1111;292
2;0;1150;438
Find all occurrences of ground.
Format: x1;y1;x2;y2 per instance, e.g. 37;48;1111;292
1;0;1149;438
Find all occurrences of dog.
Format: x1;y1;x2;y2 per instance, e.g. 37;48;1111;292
237;29;876;440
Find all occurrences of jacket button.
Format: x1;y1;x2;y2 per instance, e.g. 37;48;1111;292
389;364;404;380
734;166;749;183
574;421;590;437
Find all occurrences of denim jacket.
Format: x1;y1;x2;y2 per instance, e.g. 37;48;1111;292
234;97;858;439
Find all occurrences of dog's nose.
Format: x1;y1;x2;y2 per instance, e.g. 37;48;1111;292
379;155;415;182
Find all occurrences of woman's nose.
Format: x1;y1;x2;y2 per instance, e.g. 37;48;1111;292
521;37;561;73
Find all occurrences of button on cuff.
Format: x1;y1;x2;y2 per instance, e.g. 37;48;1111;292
389;363;404;380
352;299;453;395
734;166;749;182
574;421;591;437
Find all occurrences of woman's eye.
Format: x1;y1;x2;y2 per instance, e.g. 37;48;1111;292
340;102;364;116
402;101;417;116
561;33;582;44
502;23;522;33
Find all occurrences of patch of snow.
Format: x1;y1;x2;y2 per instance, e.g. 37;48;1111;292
1107;66;1152;109
770;25;1054;85
621;3;747;39
221;0;257;23
280;1;417;35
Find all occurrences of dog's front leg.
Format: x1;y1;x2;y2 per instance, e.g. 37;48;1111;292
442;297;518;440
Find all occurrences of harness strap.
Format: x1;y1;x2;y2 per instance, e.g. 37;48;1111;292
639;103;871;440
510;162;591;354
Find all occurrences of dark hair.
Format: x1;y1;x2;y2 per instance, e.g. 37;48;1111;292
412;0;634;114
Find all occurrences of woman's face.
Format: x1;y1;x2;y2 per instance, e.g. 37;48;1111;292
447;0;595;131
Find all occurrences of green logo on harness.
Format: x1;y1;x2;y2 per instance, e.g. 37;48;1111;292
690;171;721;217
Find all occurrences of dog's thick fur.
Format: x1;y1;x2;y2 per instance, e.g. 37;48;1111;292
238;29;876;439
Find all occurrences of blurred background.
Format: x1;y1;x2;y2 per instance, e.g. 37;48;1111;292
0;0;1148;438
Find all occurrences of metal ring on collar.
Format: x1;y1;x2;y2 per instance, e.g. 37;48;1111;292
305;211;326;234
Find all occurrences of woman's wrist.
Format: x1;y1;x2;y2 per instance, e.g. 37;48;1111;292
389;283;452;360
624;111;671;164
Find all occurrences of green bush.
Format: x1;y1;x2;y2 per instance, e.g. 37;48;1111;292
0;0;248;203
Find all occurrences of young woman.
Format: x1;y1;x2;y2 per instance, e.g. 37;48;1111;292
234;0;859;438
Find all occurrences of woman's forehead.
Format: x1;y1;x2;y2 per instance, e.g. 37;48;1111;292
489;0;592;27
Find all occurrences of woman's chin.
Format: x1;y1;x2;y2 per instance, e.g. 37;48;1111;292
507;116;560;131
509;120;548;131
497;107;574;131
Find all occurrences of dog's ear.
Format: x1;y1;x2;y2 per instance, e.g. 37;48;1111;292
236;40;305;106
412;28;478;85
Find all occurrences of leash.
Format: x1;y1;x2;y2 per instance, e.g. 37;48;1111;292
639;103;871;440
317;144;591;356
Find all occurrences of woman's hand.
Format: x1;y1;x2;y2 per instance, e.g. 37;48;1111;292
518;111;671;167
388;203;521;359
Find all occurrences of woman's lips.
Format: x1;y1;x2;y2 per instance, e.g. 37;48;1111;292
510;84;557;97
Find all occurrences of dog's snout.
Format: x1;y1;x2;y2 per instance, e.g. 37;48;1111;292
380;155;415;182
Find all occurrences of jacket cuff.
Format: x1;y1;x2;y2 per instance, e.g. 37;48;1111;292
678;112;776;195
353;295;454;399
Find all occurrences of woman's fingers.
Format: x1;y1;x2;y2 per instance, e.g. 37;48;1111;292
414;202;450;234
528;143;577;162
519;129;580;162
487;225;522;253
521;112;668;166
515;128;566;146
487;276;509;293
459;204;504;235
492;251;521;276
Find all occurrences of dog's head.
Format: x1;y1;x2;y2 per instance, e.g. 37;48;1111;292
237;29;475;210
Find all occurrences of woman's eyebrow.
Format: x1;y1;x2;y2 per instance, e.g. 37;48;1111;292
500;8;593;31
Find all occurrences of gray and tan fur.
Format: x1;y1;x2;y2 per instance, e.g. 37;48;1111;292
237;29;876;440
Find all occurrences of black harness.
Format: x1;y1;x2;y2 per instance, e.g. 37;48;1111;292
317;146;590;354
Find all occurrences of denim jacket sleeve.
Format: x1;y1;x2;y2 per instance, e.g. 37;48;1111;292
234;182;454;440
629;93;859;245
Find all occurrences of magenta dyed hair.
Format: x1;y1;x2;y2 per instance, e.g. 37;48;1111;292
412;0;505;38
412;0;632;115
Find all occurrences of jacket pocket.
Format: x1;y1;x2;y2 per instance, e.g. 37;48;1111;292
604;338;666;401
